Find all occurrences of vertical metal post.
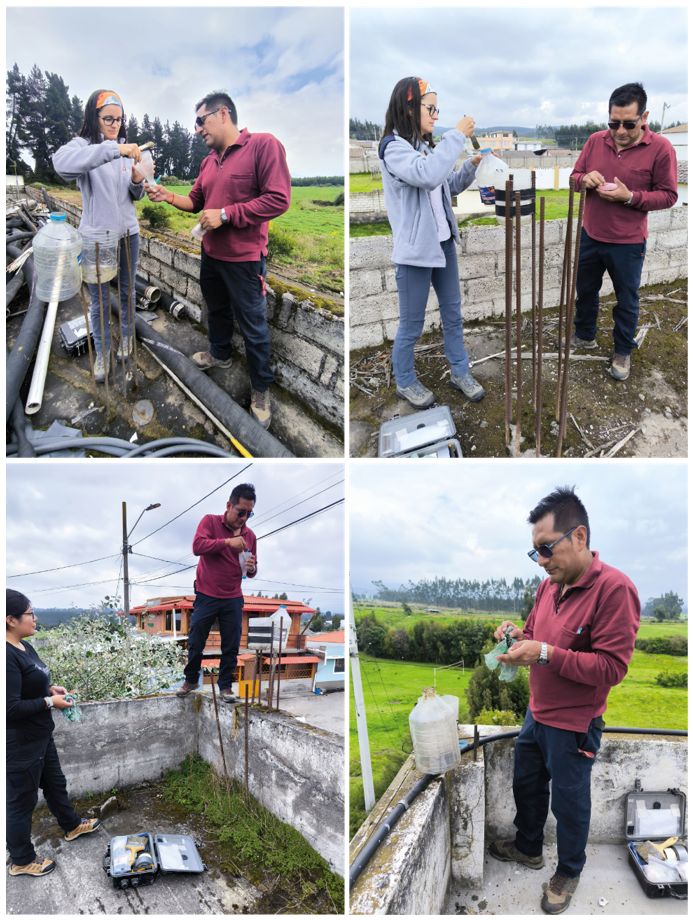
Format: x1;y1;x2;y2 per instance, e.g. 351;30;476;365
514;191;522;456
504;177;513;446
556;178;575;420
95;241;110;403
210;675;229;782
266;623;275;709
349;613;375;811
116;237;127;395
530;171;537;412
244;685;249;792
255;649;261;705
121;501;130;618
536;197;545;457
276;614;283;710
124;231;137;370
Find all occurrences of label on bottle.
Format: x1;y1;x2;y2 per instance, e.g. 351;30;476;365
479;185;496;206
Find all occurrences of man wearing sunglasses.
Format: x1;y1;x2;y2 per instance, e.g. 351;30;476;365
177;482;258;703
147;91;291;429
489;486;639;914
569;82;677;382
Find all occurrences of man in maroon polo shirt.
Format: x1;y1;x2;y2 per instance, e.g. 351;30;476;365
177;482;258;704
148;91;291;428
489;486;640;915
570;82;677;381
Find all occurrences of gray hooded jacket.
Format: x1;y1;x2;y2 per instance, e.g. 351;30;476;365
52;137;144;238
379;128;477;267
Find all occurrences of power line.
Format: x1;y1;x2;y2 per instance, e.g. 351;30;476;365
130;464;252;548
256;498;344;542
7;553;120;579
250;472;343;529
250;479;343;530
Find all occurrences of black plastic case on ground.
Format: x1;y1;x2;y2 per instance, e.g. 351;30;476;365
625;787;687;900
103;831;206;890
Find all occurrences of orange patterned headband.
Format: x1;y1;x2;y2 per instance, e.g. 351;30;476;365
407;79;435;102
95;91;123;111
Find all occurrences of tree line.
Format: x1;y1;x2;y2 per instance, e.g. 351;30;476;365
361;575;542;613
357;613;497;666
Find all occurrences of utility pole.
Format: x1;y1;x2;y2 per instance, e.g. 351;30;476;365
122;502;130;618
349;601;375;811
660;101;670;134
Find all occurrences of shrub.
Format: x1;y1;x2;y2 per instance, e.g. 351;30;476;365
635;635;687;656
36;613;185;700
158;175;180;185
466;660;529;721
141;203;172;230
477;708;519;726
268;224;296;260
655;671;687;688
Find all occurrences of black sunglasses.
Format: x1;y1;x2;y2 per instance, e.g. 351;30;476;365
234;507;254;519
195;108;220;128
528;526;578;563
608;118;641;130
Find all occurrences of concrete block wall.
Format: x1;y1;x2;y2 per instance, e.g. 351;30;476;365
50;695;344;875
350;206;688;350
30;189;344;433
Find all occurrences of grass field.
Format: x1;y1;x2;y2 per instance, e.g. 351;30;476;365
350;611;688;837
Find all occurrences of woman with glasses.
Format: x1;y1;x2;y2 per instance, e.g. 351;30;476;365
6;589;100;878
53;90;145;383
379;77;486;409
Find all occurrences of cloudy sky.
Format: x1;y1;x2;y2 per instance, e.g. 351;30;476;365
7;461;345;615
350;462;687;606
351;6;688;130
6;5;344;177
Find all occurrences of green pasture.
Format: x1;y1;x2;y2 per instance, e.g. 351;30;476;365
350;613;688;837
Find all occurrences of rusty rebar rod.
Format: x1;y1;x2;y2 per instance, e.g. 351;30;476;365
255;649;261;705
531;170;537;411
79;285;96;382
504;177;513;446
244;685;250;791
555;178;575;419
514;190;522;456
266;623;275;709
556;187;586;456
276;615;283;710
536;196;546;457
116;238;127;395
95;242;110;404
210;674;229;783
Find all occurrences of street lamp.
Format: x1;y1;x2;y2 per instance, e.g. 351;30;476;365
660;102;670;134
122;501;161;617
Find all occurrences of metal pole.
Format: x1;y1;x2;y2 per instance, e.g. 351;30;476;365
266;623;275;708
536;197;545;457
79;286;96;382
349;614;375;811
116;237;127;396
276;614;283;710
555;178;575;419
557;187;586;456
95;241;110;404
514;190;522;456
244;685;249;792
210;675;229;783
530;170;537;412
504;177;513;447
255;649;261;705
121;501;130;617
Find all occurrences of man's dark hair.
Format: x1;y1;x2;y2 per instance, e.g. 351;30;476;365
608;82;647;116
528;486;590;547
79;89;128;145
229;482;256;505
195;91;237;125
383;76;435;149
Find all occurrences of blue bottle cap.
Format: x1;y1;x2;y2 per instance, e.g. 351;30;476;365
49;213;67;221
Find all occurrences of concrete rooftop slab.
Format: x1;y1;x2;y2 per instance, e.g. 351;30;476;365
445;842;687;915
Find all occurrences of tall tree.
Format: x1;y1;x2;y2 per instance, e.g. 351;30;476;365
189;131;208;178
22;65;52;180
126;114;139;144
69;94;83;137
140;113;153;141
43;72;73;178
166;120;190;178
6;63;28;174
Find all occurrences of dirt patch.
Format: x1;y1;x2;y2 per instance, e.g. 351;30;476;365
350;280;687;458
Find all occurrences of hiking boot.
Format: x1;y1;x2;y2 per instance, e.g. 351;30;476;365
489;838;544;870
93;352;110;384
450;371;486;402
220;689;239;704
176;681;198;698
608;353;630;381
541;872;580;914
8;857;56;877
250;389;272;429
192;350;232;371
64;817;101;841
396;380;435;409
570;333;597;349
116;336;133;363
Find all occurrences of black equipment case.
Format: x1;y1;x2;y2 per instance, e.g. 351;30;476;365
625;784;687;900
103;831;206;889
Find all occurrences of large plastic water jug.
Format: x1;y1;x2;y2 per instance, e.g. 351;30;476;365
269;605;292;646
33;213;82;301
409;687;461;774
475;151;510;205
80;228;118;284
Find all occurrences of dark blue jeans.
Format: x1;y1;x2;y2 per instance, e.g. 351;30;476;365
392;236;471;388
86;232;139;357
574;229;646;356
512;709;603;878
6;733;81;865
199;251;274;391
183;593;243;691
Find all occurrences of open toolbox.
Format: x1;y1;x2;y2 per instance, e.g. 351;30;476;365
378;406;462;458
625;784;687;899
103;831;206;889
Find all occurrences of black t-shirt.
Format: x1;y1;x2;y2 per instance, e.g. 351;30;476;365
6;640;54;741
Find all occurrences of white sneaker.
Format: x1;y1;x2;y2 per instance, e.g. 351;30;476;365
93;352;110;384
116;337;133;363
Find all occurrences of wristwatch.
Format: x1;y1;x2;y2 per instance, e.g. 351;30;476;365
624;193;634;207
536;642;549;666
220;207;229;224
45;696;54;709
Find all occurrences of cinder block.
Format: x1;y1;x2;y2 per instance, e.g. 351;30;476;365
148;238;175;266
350;235;393;271
319;354;341;388
272;329;326;379
172;247;201;279
665;247;687;273
461;226;506;253
653;229;687;250
294;306;343;354
464;274;508;303
449;758;486;887
350;322;385;351
648;209;673;231
355;268;385;297
458;251;496;281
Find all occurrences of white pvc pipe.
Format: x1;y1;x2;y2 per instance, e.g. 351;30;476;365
24;298;59;415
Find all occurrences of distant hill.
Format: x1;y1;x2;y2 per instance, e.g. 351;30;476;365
34;608;92;628
436;125;539;137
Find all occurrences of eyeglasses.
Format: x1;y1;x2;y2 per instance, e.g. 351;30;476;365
234;507;254;519
99;115;123;126
527;526;578;563
421;103;440;117
608;118;641;130
195;108;220;128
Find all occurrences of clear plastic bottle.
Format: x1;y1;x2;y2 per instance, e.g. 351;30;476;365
409;687;461;774
474;151;510;205
33;213;82;301
138;151;155;184
239;550;252;577
191;222;207;241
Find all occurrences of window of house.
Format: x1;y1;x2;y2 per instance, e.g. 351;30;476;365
333;658;345;673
